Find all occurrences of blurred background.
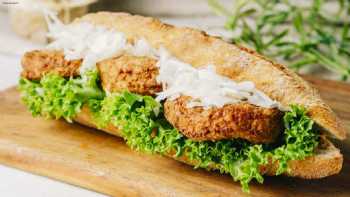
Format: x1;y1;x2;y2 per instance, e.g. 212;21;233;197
0;0;349;196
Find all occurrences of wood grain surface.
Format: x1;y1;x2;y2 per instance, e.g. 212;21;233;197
0;76;349;197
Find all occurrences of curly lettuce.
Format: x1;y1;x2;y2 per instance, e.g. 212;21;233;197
19;70;104;122
18;72;319;192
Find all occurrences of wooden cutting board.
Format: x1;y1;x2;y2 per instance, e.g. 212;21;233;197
0;77;349;197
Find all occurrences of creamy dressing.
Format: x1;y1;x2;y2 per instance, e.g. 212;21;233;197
155;48;278;108
46;15;127;74
46;18;280;109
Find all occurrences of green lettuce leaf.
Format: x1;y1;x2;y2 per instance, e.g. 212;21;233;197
18;70;104;122
18;73;319;192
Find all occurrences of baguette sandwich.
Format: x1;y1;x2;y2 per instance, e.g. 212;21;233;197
18;12;347;192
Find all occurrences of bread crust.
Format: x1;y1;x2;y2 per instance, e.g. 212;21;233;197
74;106;343;179
75;12;346;140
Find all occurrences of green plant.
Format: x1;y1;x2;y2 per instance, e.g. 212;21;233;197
208;0;350;80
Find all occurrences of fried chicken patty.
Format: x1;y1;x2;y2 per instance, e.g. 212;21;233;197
21;50;161;95
21;50;81;80
164;96;283;143
97;55;161;95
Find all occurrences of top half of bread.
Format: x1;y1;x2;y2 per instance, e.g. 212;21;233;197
72;12;347;140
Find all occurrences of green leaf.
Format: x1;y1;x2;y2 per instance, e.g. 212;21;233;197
123;91;143;106
18;70;103;122
261;11;289;25
293;10;304;36
266;29;289;47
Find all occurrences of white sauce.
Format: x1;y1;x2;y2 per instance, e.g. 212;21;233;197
155;48;278;108
45;16;280;109
46;14;127;74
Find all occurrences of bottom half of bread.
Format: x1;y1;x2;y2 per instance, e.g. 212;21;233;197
74;106;343;179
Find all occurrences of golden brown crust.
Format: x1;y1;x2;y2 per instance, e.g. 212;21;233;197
76;12;346;140
21;50;162;96
97;55;161;95
74;107;343;179
164;96;283;143
261;136;343;178
21;50;81;80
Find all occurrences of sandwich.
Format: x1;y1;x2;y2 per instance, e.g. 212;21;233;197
18;12;347;192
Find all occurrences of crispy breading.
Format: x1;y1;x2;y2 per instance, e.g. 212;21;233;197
21;50;161;95
21;50;81;80
164;96;283;143
97;55;161;95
